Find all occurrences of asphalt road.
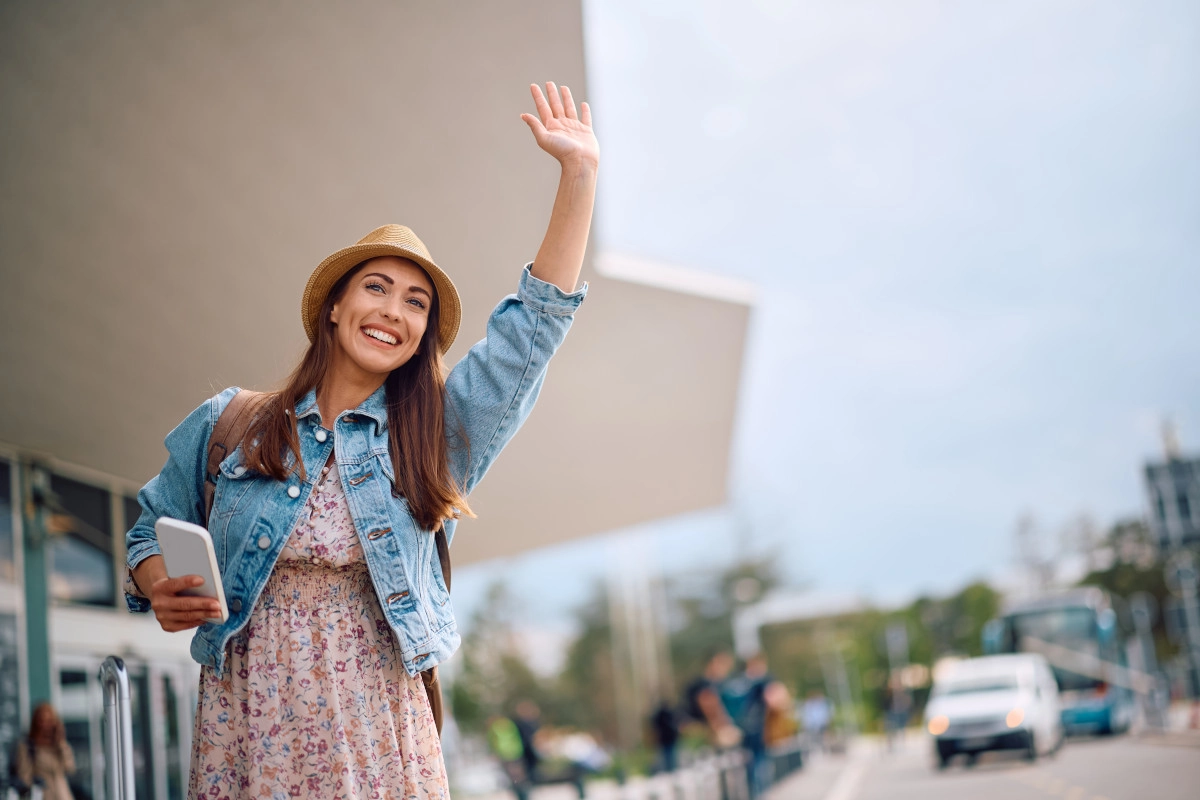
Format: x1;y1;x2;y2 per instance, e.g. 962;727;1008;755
767;733;1200;800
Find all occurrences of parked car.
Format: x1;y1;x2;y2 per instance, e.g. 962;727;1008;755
924;654;1064;769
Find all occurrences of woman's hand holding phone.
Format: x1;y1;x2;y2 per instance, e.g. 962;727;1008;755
133;554;222;632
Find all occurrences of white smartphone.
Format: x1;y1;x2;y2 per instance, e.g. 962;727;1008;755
155;517;229;624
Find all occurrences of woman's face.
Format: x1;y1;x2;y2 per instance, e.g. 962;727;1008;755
329;256;435;383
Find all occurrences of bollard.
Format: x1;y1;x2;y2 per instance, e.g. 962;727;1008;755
99;656;136;800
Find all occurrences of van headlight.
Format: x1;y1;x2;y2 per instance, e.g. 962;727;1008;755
1006;708;1024;728
927;715;949;736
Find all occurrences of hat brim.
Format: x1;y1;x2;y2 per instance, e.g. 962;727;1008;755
301;242;461;354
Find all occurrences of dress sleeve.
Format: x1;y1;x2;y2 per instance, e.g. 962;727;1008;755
444;264;586;495
123;387;239;612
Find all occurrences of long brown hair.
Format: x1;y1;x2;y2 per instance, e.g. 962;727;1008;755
239;261;473;530
29;702;63;746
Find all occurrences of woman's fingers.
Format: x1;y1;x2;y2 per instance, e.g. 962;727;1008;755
545;81;565;118
157;594;221;613
150;572;221;632
580;101;592;127
530;83;553;126
561;85;578;120
521;112;546;139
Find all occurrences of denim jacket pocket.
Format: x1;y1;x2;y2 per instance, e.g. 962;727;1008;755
209;448;260;567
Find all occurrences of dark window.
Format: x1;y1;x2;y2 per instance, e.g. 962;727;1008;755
163;673;184;798
59;669;94;800
130;671;155;800
0;460;13;582
49;475;114;607
124;494;144;535
1180;493;1193;523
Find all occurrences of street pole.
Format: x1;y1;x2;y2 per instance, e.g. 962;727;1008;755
19;461;52;708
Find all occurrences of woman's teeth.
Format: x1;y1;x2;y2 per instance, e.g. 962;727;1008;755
363;328;397;345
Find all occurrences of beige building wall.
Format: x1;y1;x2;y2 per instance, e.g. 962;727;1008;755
0;1;750;566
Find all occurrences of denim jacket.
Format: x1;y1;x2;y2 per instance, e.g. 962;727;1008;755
126;264;586;675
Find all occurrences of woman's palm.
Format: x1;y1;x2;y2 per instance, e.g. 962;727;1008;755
521;82;599;166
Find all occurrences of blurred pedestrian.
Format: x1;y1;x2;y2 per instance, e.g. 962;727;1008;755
487;715;531;800
649;698;681;773
763;681;798;747
513;701;543;785
801;690;833;751
683;650;741;748
122;81;598;798
724;654;773;798
11;702;75;800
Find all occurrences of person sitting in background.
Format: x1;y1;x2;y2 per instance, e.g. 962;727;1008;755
11;703;76;800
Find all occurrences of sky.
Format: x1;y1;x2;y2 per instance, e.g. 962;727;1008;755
452;0;1200;653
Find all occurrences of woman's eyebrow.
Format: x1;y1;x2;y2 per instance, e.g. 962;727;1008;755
407;285;432;298
362;272;395;285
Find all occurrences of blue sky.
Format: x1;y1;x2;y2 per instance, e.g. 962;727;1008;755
454;0;1200;634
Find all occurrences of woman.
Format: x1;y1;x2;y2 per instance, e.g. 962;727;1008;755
124;82;597;797
11;703;76;800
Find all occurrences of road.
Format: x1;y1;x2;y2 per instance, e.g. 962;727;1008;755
768;733;1200;800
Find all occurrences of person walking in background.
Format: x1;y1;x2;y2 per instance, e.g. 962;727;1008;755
123;82;598;798
487;715;532;800
512;701;543;787
724;654;773;798
11;703;76;800
801;690;833;752
649;697;681;773
683;650;741;748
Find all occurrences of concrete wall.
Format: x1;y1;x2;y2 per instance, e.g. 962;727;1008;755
0;1;750;565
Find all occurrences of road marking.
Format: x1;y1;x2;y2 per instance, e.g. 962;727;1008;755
821;759;867;800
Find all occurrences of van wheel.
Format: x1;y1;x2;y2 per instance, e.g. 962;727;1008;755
1025;732;1038;762
964;753;978;768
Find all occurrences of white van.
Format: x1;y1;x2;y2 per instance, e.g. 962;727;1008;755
924;654;1064;769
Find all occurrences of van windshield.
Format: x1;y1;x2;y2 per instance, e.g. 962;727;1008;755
936;676;1019;696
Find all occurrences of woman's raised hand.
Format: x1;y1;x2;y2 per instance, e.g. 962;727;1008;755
521;82;599;169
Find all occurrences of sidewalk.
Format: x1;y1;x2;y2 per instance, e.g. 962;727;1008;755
1134;700;1200;749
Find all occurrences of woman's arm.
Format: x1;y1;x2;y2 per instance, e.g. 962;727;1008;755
520;82;599;293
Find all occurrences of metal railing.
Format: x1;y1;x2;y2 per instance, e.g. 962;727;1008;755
99;655;136;800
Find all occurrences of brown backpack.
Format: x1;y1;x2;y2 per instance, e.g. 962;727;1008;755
203;389;449;733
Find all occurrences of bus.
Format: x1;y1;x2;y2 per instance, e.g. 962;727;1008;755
982;588;1134;735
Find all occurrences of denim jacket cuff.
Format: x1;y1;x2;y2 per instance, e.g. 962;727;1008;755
517;263;588;315
123;541;161;613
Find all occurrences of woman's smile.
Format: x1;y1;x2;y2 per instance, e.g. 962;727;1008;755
361;325;401;347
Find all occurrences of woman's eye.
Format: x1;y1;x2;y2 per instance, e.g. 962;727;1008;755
365;282;386;293
407;297;427;310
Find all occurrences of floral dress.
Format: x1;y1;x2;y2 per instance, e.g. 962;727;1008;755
189;463;449;799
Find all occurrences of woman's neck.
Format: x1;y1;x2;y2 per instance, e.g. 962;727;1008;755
316;358;387;428
316;380;383;428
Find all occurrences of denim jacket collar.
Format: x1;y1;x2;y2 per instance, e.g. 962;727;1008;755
294;384;388;435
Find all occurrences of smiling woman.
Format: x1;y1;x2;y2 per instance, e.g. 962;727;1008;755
121;82;598;798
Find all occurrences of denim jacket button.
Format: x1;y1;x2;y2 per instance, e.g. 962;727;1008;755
232;465;246;477
257;535;270;550
230;598;242;613
314;429;328;443
287;485;300;499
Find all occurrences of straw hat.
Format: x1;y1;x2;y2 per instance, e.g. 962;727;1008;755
301;224;461;353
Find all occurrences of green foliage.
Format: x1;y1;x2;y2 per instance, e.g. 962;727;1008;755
1077;518;1179;663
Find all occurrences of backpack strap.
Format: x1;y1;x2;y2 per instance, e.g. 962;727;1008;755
203;389;267;526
